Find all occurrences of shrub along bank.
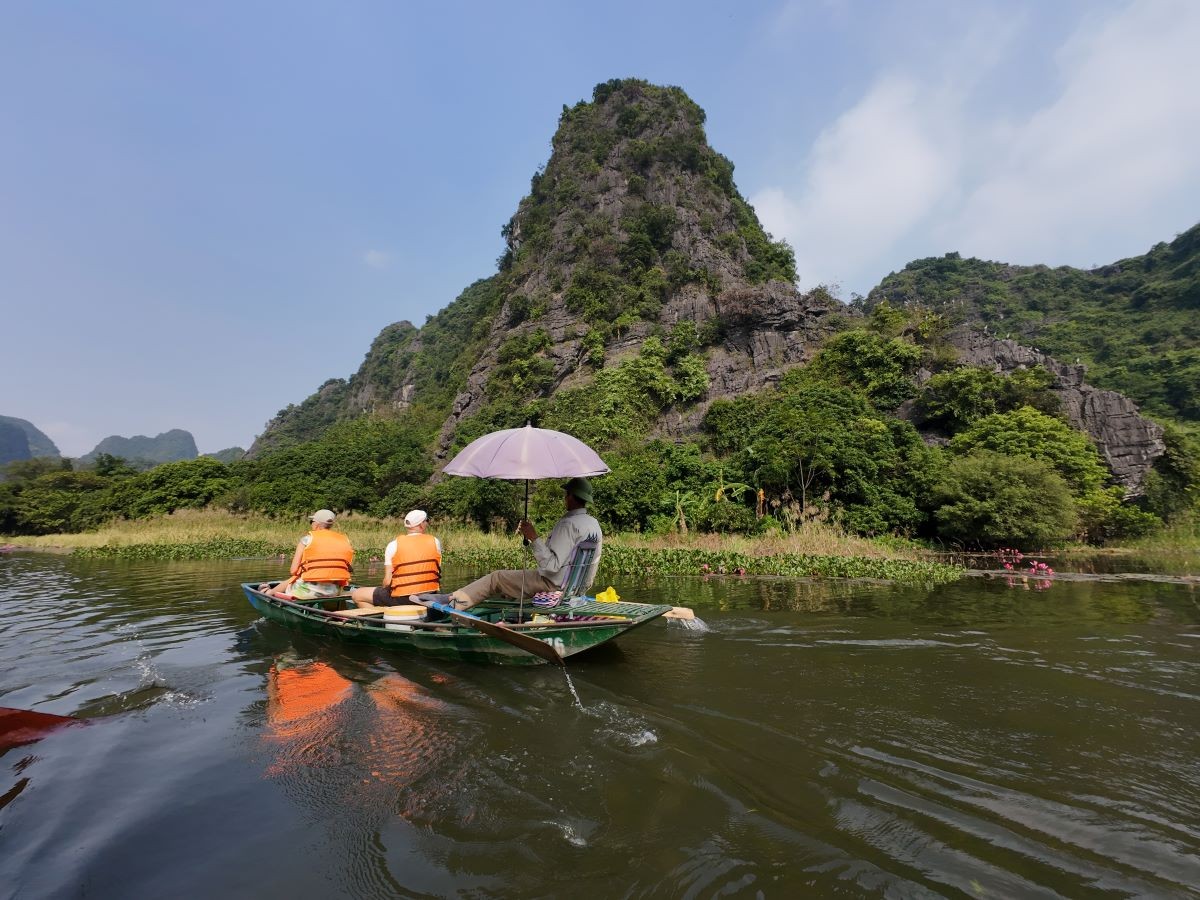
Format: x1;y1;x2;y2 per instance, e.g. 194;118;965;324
30;511;960;586
4;307;1195;549
71;539;960;586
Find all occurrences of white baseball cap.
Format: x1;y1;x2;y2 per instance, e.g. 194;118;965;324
404;509;428;529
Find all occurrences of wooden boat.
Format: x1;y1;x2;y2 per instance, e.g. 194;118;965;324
240;582;675;666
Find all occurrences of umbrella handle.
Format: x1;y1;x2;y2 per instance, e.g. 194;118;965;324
522;479;531;546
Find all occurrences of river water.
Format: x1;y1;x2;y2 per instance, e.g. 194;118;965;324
1;551;1198;898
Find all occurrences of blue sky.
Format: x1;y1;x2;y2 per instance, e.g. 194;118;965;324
4;0;1198;457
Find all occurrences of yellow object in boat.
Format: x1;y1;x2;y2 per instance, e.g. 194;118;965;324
595;586;620;603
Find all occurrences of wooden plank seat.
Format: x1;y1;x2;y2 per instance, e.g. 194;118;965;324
335;605;387;617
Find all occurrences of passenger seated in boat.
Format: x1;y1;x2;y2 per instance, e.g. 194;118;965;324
263;509;354;600
445;477;602;611
349;509;442;608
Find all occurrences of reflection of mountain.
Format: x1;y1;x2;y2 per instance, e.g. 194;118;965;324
0;415;60;463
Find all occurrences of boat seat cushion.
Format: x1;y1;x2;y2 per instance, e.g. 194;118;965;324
337;606;387;617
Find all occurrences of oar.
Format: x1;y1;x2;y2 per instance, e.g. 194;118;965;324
663;606;695;620
0;706;82;752
409;596;565;666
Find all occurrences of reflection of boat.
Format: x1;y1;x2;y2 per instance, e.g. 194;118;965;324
266;660;353;735
241;583;673;666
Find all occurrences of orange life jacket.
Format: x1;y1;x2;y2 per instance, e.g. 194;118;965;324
294;529;354;585
387;533;441;597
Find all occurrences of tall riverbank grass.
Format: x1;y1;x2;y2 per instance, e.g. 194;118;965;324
5;508;961;584
1124;518;1200;552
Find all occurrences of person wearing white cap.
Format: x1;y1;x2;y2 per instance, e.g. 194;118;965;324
264;509;354;600
350;510;443;608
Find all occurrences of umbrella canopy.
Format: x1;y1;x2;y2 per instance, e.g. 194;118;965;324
443;424;609;480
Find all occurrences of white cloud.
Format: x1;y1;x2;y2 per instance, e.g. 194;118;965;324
949;0;1200;264
363;249;392;269
752;0;1200;293
752;74;961;293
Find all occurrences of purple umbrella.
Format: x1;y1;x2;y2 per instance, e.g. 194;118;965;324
443;423;609;517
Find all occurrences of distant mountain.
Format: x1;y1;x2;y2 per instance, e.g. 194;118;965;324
203;447;245;464
0;415;61;463
0;421;30;465
81;429;198;465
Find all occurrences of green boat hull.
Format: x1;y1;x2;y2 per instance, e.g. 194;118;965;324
241;583;673;666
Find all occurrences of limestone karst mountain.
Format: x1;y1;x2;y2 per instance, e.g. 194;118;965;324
249;77;1186;496
0;416;60;465
251;78;841;458
81;429;199;466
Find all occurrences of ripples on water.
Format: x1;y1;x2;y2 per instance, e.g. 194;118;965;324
1;552;1198;898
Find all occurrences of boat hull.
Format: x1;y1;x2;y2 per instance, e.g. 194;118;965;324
241;584;671;666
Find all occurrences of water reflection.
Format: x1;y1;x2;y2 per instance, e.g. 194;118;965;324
2;551;1199;897
263;658;354;772
950;548;1200;577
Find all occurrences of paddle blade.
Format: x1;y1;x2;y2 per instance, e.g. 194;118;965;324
663;606;695;620
412;597;565;666
0;707;82;752
449;608;566;667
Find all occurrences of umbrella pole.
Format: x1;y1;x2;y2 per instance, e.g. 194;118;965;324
519;479;530;623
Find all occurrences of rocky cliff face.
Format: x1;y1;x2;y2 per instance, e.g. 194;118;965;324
249;78;1169;499
438;281;840;452
430;79;839;455
0;420;31;466
0;415;60;461
950;329;1164;495
252;79;841;457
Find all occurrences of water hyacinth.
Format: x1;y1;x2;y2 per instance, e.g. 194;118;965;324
75;539;286;561
74;539;963;586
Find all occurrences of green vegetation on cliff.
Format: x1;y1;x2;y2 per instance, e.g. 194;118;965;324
506;79;794;303
253;277;505;456
868;224;1200;423
82;429;198;465
5;79;1196;551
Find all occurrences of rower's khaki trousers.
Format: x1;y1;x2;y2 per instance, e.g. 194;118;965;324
450;569;560;609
